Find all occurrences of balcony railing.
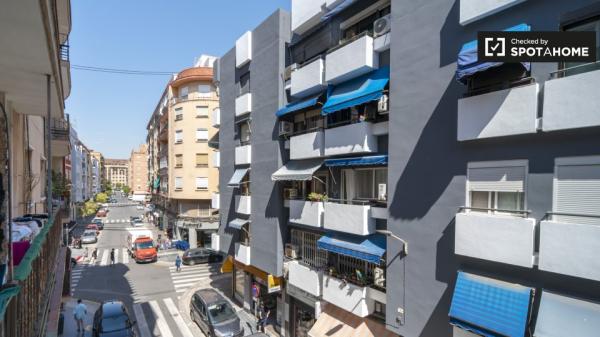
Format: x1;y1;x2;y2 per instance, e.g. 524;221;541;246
59;44;69;62
324;199;376;235
50;118;69;140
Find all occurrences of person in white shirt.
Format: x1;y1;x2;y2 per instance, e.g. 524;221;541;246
73;299;87;332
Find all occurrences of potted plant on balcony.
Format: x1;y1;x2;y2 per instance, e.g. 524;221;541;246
308;192;328;202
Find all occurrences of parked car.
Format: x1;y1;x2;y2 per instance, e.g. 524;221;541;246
91;218;104;230
130;217;143;227
96;209;107;217
182;248;223;265
92;300;136;337
190;289;243;337
81;230;98;244
86;224;100;235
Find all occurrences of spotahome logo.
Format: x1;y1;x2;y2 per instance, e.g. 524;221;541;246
478;31;596;62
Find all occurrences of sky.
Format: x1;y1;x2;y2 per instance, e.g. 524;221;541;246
66;0;290;159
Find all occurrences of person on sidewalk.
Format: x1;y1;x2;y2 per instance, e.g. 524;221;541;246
175;255;182;272
90;248;98;264
110;248;115;265
73;299;87;333
256;303;271;333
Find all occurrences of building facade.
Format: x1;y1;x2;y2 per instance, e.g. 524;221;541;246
214;1;600;337
128;144;148;194
146;56;220;248
104;158;129;188
90;150;105;194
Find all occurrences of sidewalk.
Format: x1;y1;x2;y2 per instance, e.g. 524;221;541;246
178;273;280;337
60;298;101;337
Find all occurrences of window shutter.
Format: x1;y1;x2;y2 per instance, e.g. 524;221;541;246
555;162;600;224
196;177;208;189
196;129;208;140
468;166;526;192
196;154;208;166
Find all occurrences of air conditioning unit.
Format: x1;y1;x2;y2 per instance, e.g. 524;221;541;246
373;14;391;37
378;183;387;201
285;243;299;259
377;94;389;113
374;267;385;287
279;121;293;136
284;188;298;200
284;64;298;81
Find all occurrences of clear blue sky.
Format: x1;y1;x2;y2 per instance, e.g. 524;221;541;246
66;0;290;159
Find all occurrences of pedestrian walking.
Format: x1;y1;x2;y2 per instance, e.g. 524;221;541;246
73;299;87;333
90;248;98;264
110;248;115;265
256;303;270;333
175;255;182;272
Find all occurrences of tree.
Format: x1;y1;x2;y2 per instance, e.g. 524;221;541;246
95;192;108;203
122;186;131;195
80;200;98;216
52;171;70;199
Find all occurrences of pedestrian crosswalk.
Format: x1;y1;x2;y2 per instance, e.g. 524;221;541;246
70;248;134;294
168;263;218;295
103;218;132;223
133;298;197;337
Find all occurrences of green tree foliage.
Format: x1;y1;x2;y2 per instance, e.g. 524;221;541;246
80;200;99;216
95;192;108;203
122;186;131;195
51;171;71;199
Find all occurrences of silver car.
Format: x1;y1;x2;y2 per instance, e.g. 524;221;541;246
81;230;98;244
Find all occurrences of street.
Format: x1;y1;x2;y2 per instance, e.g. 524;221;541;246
69;196;215;337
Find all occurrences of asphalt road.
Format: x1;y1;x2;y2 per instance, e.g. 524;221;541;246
69;196;209;337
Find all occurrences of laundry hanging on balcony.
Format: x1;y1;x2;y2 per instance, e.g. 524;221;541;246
317;233;386;264
456;23;531;84
449;271;533;337
324;155;388;167
275;94;322;117
271;159;323;181
228;168;249;188
321;66;389;115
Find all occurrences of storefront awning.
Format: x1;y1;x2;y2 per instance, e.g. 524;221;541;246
271;159;323;181
234;261;283;293
317;233;386;264
276;94;322;117
324;155;388;167
228;218;249;230
449;271;533;337
308;303;397;337
321;66;389;115
221;255;234;273
228;168;249;188
456;23;530;83
534;290;600;337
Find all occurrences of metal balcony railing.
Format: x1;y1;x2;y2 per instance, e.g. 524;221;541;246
50;118;69;140
60;44;69;62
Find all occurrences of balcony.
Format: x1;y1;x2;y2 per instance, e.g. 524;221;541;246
211;233;220;252
60;44;71;99
326;34;378;84
324;122;378;157
235;242;251;265
235;144;251;165
213;151;220;168
235;195;251;215
291;0;327;35
457;83;539;141
460;0;526;25
289;200;324;228
291;57;325;98
288;261;322;297
212;192;220;210
543;68;600;132
235;93;252;116
455;212;536;268
324;201;375;236
322;274;384;318
51;118;70;157
235;31;252;68
212;108;220;127
290;130;324;160
539;215;600;282
159;126;168;142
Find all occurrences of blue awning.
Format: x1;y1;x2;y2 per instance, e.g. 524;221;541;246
456;23;531;83
317;233;386;264
321;66;389;115
228;218;249;230
276;95;322;117
325;155;388;167
449;272;533;337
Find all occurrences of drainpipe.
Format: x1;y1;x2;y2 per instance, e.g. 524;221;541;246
46;75;52;214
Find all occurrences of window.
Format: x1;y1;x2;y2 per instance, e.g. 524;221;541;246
239;122;251;145
179;86;188;99
373;301;386;320
467;160;527;215
174;177;183;190
342;168;387;201
196;153;208;167
293;109;323;133
196;105;209;118
175;154;183;168
561;16;600;76
196;129;208;142
196;177;208;190
175;107;183;121
175;130;183;143
553;156;600;225
238;71;250;96
240;172;251;196
197;84;212;98
342;5;391;41
290;229;327;269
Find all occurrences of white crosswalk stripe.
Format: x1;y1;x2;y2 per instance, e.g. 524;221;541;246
100;249;109;265
133;303;152;337
122;248;129;264
163;298;194;336
148;300;174;337
169;263;217;295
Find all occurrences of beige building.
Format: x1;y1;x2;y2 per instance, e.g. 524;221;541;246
146;55;220;248
129;144;148;194
105;159;129;188
90;150;105;193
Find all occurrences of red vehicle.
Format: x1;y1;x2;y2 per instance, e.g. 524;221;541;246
86;224;100;235
96;209;107;217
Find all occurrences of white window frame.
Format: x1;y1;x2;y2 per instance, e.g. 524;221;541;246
196;177;209;190
174;177;183;190
466;160;528;216
197;84;211;98
175;130;183;143
196;105;209;118
179;86;189;98
196;128;208;142
175;107;183;120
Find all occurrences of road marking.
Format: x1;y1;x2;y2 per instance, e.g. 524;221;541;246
163;298;194;337
122;248;129;264
132;303;152;337
148;300;174;337
100;249;109;266
174;282;198;290
171;273;211;283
